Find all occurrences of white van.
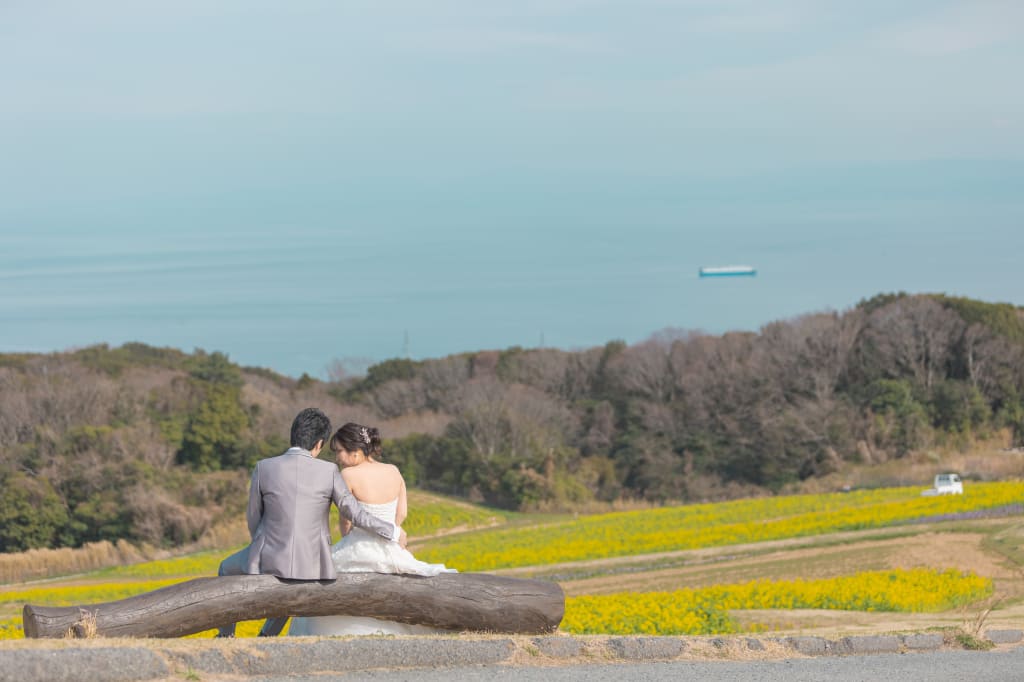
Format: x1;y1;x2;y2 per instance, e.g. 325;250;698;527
921;473;963;496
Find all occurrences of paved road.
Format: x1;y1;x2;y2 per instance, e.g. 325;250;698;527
238;648;1024;682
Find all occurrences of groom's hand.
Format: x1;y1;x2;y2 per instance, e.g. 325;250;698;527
398;528;408;548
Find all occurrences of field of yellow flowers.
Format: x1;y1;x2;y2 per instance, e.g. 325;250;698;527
417;481;1024;571
0;483;1018;639
562;569;993;635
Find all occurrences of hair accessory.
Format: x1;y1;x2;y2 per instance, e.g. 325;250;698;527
360;427;371;444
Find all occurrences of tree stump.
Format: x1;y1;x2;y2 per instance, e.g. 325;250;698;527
22;572;564;639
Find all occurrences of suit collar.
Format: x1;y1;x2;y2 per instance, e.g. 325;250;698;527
284;447;313;458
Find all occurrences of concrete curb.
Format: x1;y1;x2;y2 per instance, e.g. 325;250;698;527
1;630;1021;682
986;629;1023;644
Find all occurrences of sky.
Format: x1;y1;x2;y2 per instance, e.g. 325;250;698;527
1;1;1022;377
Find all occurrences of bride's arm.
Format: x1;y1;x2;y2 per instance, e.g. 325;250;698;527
396;472;408;526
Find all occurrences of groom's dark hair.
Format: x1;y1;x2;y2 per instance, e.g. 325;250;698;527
290;408;332;450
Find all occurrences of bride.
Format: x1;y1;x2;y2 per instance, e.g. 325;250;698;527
288;422;456;636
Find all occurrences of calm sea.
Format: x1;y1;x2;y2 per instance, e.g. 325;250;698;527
2;164;1021;377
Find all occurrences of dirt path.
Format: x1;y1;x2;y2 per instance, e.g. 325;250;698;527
409;517;505;543
491;521;1010;579
559;531;1022;596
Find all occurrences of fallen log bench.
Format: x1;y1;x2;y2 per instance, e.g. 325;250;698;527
22;572;565;639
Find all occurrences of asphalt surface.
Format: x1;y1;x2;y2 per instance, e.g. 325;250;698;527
209;648;1024;682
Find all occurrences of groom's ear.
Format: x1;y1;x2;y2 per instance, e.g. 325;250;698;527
311;439;324;457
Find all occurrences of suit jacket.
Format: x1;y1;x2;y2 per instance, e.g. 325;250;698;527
243;447;397;580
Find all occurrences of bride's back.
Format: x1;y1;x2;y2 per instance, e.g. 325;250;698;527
341;460;403;504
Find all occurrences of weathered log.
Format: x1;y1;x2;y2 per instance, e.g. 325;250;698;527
22;572;564;639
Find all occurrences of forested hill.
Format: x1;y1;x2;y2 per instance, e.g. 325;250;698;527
2;292;1023;554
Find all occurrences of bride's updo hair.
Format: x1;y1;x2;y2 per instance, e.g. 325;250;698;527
330;422;383;459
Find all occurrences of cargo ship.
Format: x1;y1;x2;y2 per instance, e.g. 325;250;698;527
699;265;757;278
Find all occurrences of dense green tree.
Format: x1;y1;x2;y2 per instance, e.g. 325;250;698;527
65;491;133;545
867;379;920;414
996;394;1024;441
234;434;290;471
929;380;990;433
177;384;249;471
935;295;1024;343
187;351;243;387
385;433;475;496
364;358;417;388
0;471;68;552
71;342;188;377
863;379;931;455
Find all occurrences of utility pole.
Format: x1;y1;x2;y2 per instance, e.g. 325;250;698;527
403;330;410;359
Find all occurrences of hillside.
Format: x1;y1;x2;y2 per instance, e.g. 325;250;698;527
1;292;1023;555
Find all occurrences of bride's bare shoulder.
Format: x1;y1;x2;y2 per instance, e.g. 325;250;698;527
350;461;400;482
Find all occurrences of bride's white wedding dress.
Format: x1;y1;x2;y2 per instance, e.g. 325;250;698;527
287;498;456;636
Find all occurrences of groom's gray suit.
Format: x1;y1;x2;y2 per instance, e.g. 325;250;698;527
217;446;399;636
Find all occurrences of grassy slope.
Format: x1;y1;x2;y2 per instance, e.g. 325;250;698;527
3;483;1023;639
415;482;1024;571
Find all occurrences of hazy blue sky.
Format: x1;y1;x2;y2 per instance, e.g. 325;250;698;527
2;1;1022;376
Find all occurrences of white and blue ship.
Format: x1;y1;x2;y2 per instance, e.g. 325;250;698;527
699;265;757;278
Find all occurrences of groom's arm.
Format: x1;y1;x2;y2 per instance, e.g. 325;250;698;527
246;462;263;538
331;469;401;543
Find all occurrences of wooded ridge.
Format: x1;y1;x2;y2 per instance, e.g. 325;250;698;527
2;292;1023;554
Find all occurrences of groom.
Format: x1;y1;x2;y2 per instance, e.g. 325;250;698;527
216;407;406;637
